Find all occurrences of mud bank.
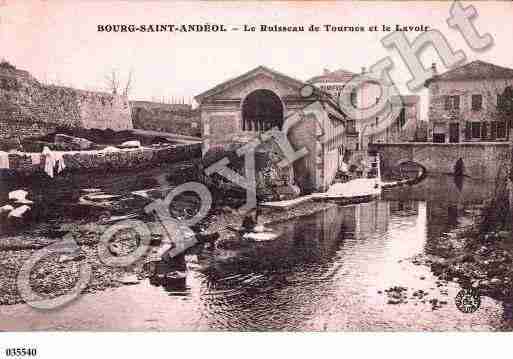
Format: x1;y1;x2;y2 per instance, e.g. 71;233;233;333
0;199;337;305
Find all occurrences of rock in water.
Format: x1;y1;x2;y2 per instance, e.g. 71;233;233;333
117;274;140;285
0;204;14;214
8;205;31;219
8;190;33;204
58;252;85;263
119;140;141;148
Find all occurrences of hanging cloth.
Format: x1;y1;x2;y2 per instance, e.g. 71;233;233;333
30;153;41;166
0;151;9;169
54;152;66;174
42;146;55;178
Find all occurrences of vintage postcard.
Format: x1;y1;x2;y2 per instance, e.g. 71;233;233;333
0;0;512;345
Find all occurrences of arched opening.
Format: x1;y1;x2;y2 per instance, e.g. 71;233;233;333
241;89;283;131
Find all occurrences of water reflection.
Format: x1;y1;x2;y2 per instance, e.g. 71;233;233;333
1;174;510;331
148;254;189;295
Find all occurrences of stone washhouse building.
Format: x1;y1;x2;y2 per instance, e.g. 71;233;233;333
195;66;419;193
195;66;346;193
425;60;513;143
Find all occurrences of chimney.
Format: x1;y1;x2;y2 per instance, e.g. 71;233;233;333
361;66;366;74
431;62;437;75
323;68;330;75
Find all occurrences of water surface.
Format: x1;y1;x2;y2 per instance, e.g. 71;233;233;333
1;175;512;331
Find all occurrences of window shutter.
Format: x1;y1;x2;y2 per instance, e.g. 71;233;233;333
454;96;460;110
491;121;497;140
444;96;450;110
481;122;488;139
465;122;471;140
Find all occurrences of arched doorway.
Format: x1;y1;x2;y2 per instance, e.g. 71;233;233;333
242;89;283;131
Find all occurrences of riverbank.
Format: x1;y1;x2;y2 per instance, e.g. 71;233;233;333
411;213;513;301
0;198;338;305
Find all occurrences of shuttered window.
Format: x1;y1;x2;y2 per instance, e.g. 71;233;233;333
471;122;481;138
465;122;471;140
481;122;488;139
497;121;507;139
444;95;460;110
472;95;482;111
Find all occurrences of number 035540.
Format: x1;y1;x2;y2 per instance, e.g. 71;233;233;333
5;348;37;357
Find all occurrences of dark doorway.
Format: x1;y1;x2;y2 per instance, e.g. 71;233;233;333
454;158;464;177
433;133;446;143
449;123;460;143
242;90;283;131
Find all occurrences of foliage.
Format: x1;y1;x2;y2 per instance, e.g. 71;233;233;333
480;162;511;233
0;60;16;71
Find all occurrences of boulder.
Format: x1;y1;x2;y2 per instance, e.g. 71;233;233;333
8;189;33;204
58;251;85;263
0;204;14;214
119;140;141;148
117;274;140;285
8;205;31;219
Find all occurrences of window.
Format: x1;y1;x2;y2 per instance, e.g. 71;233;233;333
471;122;481;139
471;94;482;111
497;94;503;108
489;121;507;139
398;108;406;128
481;122;488;139
433;122;446;143
465;122;471;140
350;90;357;107
490;121;497;139
444;95;460;110
497;121;507;139
346;120;356;133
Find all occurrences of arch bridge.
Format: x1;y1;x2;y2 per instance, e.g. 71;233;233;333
370;142;511;180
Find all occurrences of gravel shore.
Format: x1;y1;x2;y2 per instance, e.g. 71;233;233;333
0;199;337;305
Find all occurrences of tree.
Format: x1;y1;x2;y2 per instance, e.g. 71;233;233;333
104;68;134;96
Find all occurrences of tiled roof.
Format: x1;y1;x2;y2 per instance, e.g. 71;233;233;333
307;68;356;83
430;60;513;82
195;65;306;103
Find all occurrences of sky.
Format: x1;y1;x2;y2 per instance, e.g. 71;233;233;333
2;1;513;119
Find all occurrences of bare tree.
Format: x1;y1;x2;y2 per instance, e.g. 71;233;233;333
123;68;133;97
104;68;134;96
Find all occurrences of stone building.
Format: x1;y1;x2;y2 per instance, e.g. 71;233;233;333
308;68;420;149
130;101;200;137
195;66;347;193
0;61;132;140
425;60;513;143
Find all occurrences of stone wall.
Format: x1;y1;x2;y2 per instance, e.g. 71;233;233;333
427;78;513;142
0;63;132;140
372;142;511;180
2;142;202;176
130;101;200;136
0;119;56;140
